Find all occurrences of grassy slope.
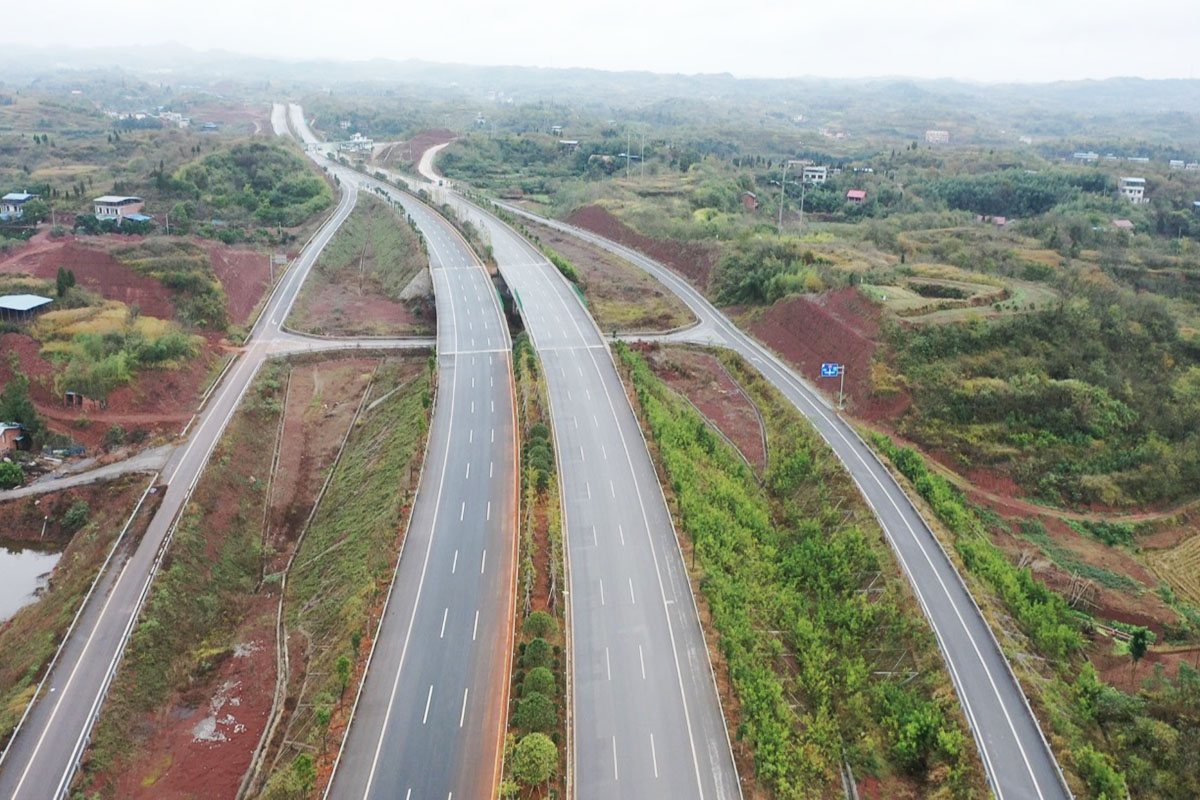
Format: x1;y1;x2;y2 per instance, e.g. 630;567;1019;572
260;357;431;797
618;343;985;799
287;194;431;336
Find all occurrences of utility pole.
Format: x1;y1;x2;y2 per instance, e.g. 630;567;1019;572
777;160;794;235
798;180;807;232
838;365;846;410
626;131;631;180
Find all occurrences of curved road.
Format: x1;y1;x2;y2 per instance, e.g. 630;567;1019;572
285;106;520;800
498;202;1073;800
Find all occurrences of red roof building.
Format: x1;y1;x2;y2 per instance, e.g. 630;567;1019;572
846;189;867;204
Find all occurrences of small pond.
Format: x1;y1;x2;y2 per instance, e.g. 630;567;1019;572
0;541;62;623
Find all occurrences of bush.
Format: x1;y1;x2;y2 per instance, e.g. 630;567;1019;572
63;499;90;532
0;461;23;489
510;732;558;787
522;610;558;639
522;637;551;669
522;666;556;697
513;691;557;734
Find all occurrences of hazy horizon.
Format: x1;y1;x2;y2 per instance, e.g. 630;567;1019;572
3;0;1199;84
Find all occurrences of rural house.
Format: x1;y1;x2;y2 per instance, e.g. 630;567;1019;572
93;195;145;220
846;189;867;204
0;423;28;453
740;191;758;210
0;191;38;220
801;165;828;184
1119;177;1146;204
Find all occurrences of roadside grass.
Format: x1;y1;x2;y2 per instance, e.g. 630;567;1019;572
78;361;287;785
0;476;160;753
523;219;696;334
617;342;986;798
259;356;432;797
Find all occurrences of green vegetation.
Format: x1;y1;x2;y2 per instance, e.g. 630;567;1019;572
870;434;1200;798
0;462;22;489
168;141;333;234
33;305;201;401
891;278;1200;506
262;357;432;796
503;334;567;798
0;368;44;445
619;343;985;797
113;239;229;329
310;194;425;297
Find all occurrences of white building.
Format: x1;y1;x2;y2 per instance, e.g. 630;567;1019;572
94;195;145;219
1073;151;1100;163
1170;160;1186;169
0;192;37;219
801;165;828;184
1187;163;1200;172
925;130;950;144
1119;177;1146;204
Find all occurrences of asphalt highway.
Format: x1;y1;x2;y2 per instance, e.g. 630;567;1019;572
285;107;520;800
432;194;742;800
498;203;1073;800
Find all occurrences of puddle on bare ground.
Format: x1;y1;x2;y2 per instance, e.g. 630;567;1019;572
0;539;62;623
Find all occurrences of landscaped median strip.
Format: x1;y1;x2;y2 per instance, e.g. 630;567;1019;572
498;334;569;798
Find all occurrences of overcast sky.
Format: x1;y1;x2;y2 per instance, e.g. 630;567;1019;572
5;0;1200;83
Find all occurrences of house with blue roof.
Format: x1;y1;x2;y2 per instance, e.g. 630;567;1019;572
0;191;38;220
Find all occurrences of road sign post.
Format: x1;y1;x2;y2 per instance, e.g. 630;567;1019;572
820;363;846;410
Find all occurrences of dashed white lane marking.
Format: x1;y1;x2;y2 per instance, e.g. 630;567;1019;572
480;549;487;574
465;462;470;479
473;609;479;641
612;736;619;781
440;608;448;638
619;524;625;545
599;579;605;606
605;647;612;680
592;525;597;546
452;550;458;574
610;480;616;498
586;482;591;499
489;461;494;478
491;428;495;443
460;502;465;521
629;578;636;605
487;501;491;521
459;688;469;728
422;685;433;724
469;430;473;443
602;445;607;460
639;644;646;679
651;733;659;778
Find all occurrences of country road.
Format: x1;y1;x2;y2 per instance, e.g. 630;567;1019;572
497;201;1075;800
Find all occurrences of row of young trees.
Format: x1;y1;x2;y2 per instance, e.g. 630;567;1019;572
619;344;983;797
869;434;1199;797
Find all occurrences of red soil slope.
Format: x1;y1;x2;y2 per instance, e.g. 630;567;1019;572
567;205;720;289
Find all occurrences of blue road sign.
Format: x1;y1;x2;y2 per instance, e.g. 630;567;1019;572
820;363;841;378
